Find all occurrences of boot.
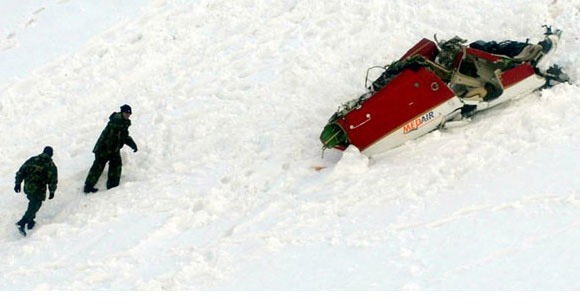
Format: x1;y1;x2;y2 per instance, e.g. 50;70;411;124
15;222;26;237
84;184;99;193
27;220;36;230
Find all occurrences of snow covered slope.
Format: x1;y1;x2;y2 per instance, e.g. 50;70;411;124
1;0;580;290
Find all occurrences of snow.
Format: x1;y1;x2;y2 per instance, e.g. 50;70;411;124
1;0;580;292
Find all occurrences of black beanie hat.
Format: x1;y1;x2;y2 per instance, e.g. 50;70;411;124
43;146;53;157
120;104;132;114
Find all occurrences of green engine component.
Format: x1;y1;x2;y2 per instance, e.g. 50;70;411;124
320;122;349;149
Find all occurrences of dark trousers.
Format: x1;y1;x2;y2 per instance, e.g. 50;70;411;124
18;195;43;226
84;153;123;189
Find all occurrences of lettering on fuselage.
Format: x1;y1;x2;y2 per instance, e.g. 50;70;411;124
402;111;435;134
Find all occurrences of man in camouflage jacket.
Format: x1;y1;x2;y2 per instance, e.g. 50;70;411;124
14;146;58;234
84;104;138;193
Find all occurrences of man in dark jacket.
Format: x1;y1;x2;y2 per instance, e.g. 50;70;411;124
14;146;58;236
84;104;138;193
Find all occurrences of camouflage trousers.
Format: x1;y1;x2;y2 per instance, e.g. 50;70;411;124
84;153;123;189
17;194;43;227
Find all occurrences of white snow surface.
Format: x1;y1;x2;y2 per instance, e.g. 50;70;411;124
1;0;580;290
